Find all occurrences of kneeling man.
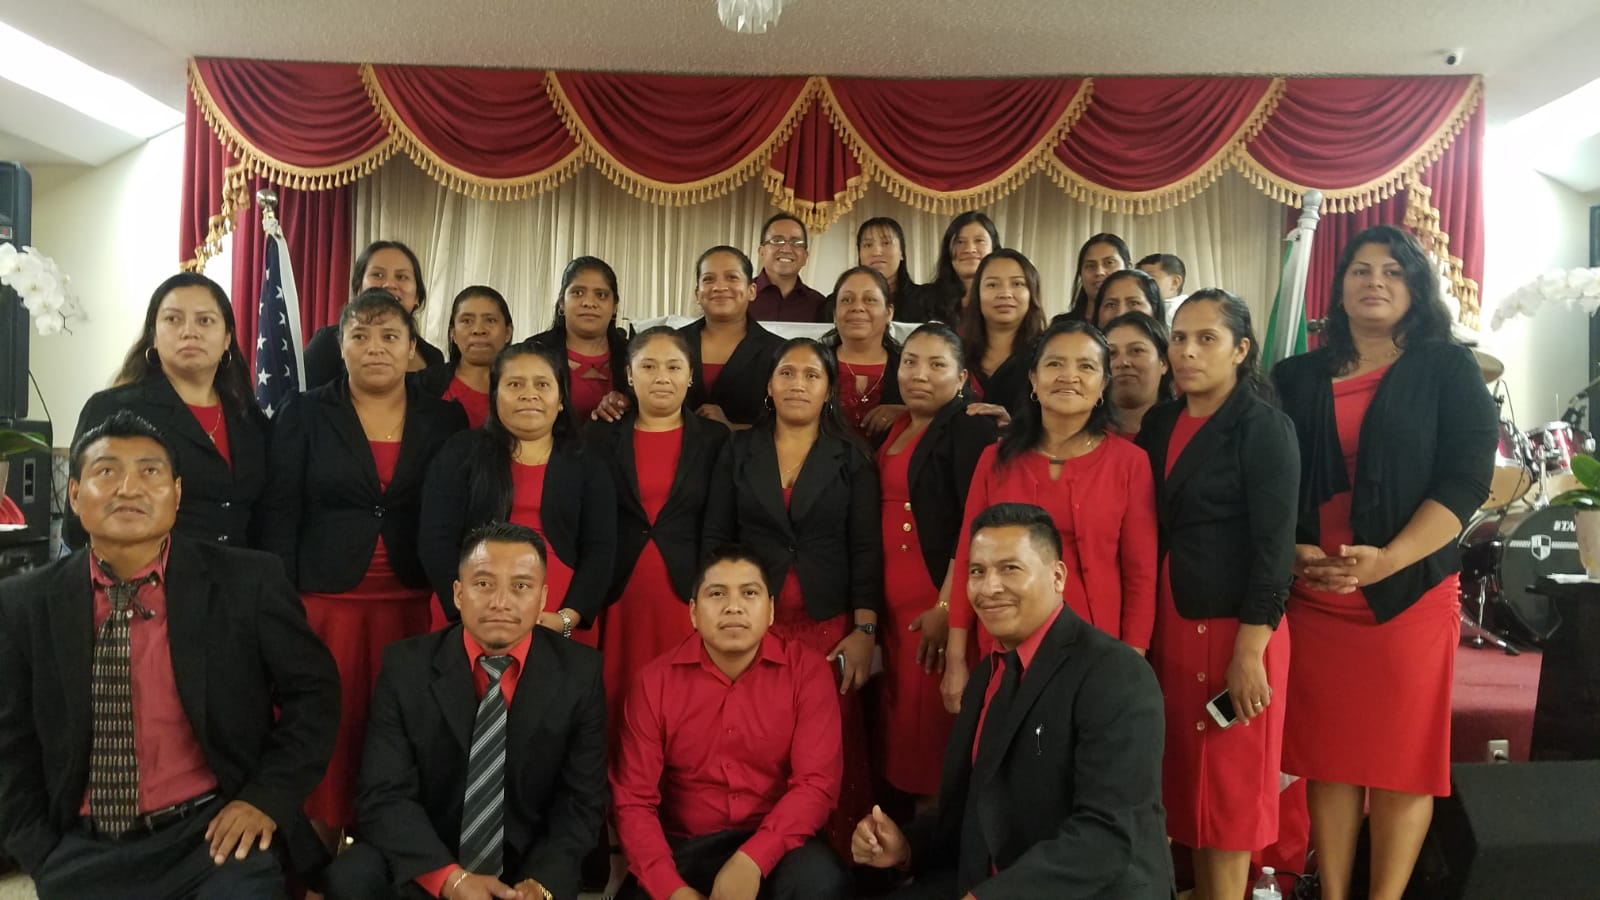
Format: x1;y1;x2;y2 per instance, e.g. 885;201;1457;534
612;545;849;900
325;522;607;900
854;503;1173;899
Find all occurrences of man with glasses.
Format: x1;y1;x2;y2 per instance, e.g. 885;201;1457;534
750;213;828;323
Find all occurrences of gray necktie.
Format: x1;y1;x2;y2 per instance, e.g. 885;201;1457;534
460;655;512;875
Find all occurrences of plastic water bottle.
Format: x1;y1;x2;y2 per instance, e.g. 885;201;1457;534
1252;866;1283;899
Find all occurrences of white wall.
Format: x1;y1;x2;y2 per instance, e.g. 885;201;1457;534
23;126;185;439
1478;132;1599;430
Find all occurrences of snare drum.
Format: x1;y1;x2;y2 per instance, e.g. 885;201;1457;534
1483;419;1533;509
1527;421;1580;496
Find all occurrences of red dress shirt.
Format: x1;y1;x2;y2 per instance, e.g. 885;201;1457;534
612;632;842;900
972;602;1065;764
749;272;828;323
80;543;217;816
415;628;534;897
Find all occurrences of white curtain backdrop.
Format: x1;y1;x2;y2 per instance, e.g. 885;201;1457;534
353;159;1285;348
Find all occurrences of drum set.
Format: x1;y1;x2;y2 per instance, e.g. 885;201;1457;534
1458;355;1594;653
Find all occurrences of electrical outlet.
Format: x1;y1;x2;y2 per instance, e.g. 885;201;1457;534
1486;739;1510;762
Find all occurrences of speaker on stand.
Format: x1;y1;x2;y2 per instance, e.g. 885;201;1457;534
1;161;32;423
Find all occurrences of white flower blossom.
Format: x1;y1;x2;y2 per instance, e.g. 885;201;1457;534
1490;267;1600;330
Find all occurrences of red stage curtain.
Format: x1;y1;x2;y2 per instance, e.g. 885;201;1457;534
230;179;353;370
1052;78;1279;212
765;96;865;232
179;91;234;270
823;77;1086;212
1412;106;1485;325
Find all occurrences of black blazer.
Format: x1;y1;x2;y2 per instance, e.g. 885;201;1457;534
258;379;467;593
1273;342;1497;622
355;626;607;900
899;400;999;587
679;317;785;427
64;378;268;549
970;351;1032;418
704;427;883;620
903;609;1172;899
417;432;617;625
0;540;340;877
583;413;730;605
409;361;458;399
1138;386;1299;627
303;323;445;391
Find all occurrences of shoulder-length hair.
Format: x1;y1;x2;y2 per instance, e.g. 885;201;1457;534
113;272;263;424
444;285;514;367
998;318;1116;463
757;337;872;459
1103;310;1175;403
930;211;1001;292
856;217;918;303
823;266;899;356
464;343;579;520
1322;224;1456;375
350;240;428;310
1068;232;1132;318
960;249;1046;375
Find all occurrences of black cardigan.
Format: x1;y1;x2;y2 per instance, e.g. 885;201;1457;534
704;427;884;621
303;323;445;391
1138;386;1299;627
65;377;269;549
582;412;730;605
257;379;467;593
970;351;1032;418
899;399;999;587
680;317;786;427
1272;342;1497;623
416;431;617;625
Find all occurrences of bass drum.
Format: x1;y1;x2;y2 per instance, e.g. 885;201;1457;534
1459;507;1581;644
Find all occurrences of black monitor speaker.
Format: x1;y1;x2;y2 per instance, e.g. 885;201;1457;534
0;161;32;423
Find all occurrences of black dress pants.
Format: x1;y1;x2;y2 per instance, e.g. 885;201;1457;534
617;829;849;900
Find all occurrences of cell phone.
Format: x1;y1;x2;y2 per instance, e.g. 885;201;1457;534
836;653;848;683
1205;690;1239;729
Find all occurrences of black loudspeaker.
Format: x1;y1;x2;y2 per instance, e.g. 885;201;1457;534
0;418;51;548
1420;761;1600;899
1;161;33;422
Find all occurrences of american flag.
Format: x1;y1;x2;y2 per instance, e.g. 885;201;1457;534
253;224;306;417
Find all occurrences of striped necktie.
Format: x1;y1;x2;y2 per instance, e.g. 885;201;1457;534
460;654;512;875
88;565;159;836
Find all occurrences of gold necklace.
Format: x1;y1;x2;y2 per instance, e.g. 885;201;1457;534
1039;430;1098;464
838;358;887;404
1356;344;1401;363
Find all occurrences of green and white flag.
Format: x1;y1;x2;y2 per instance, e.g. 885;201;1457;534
1264;190;1323;371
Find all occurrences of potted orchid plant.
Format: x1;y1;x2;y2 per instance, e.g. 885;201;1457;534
1490;267;1600;330
0;242;83;335
1550;454;1600;579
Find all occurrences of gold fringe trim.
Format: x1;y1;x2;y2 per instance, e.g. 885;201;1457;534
546;72;820;205
762;165;870;234
187;58;397;192
1234;75;1482;213
359;64;584;201
183;162;254;272
818;77;1093;215
1043;78;1284;214
1404;175;1481;328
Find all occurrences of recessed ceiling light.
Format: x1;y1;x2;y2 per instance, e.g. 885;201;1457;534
0;19;182;138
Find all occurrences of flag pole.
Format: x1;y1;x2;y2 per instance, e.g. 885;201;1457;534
1265;190;1324;369
257;189;307;393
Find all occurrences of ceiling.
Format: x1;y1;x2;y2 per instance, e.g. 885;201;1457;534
2;0;1598;186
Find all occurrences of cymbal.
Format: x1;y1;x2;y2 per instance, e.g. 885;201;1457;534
1473;348;1504;383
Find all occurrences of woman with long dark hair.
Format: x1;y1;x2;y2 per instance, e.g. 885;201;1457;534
874;322;997;806
959;248;1046;417
704;337;883;849
825;265;905;439
1105;311;1174;439
417;343;617;643
1138;290;1297;900
678;245;785;429
525;256;632;422
914;211;1000;324
303;240;444;388
259;289;468;840
942;318;1157;710
412;284;514;427
850;216;922;321
1067;232;1132;320
1093;268;1165;329
1274;226;1497;900
66;272;267;548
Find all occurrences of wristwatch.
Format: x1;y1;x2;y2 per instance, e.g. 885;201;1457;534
557;609;575;639
854;622;877;637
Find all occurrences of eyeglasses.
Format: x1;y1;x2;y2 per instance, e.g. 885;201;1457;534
762;236;808;249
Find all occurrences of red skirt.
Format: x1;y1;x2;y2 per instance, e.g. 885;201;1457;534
601;541;694;757
302;542;431;829
1152;564;1290;851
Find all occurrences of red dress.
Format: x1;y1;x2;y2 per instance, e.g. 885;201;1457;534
838;359;888;434
568;348;613;422
511;461;596;649
873;418;955;796
601;427;693;756
441;375;490;428
771;486;870;855
302;441;432;829
1283;365;1459;797
1153;410;1291;852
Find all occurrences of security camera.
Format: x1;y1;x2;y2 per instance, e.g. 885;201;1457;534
1444;48;1465;67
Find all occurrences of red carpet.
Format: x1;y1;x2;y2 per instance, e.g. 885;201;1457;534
1451;639;1542;763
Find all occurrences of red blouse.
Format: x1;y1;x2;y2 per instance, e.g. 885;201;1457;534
441;375;490;429
186;403;230;467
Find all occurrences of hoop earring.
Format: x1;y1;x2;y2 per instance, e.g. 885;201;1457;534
1095;395;1104;407
145;347;159;367
764;395;775;411
1029;389;1037;401
219;349;233;367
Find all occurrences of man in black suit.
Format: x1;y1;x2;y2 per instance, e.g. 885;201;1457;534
323;521;607;900
854;502;1173;899
0;411;340;899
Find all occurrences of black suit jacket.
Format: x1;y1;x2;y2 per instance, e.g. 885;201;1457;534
971;351;1033;418
355;626;607;900
417;432;617;624
583;413;730;605
901;400;999;587
65;378;269;549
1137;386;1299;627
0;540;340;877
679;317;785;427
304;323;445;392
704;427;883;620
905;608;1171;899
258;378;468;593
